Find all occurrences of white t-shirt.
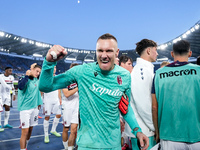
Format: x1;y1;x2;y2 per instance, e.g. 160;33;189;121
0;74;14;99
125;58;155;138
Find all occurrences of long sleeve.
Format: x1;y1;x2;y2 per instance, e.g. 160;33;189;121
18;76;29;90
39;58;77;93
11;76;15;95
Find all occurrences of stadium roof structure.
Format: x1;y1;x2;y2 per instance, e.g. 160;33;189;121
156;20;200;62
0;20;200;63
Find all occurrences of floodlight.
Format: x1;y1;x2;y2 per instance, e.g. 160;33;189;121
190;27;195;32
173;39;177;43
195;24;199;30
29;40;34;44
186;30;191;35
160;44;167;50
21;38;27;43
0;31;5;37
36;42;42;47
182;34;187;38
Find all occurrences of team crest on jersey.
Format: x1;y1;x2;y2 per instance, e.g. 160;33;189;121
117;75;122;85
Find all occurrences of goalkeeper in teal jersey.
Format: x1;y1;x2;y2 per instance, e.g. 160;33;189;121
39;33;149;150
152;40;200;149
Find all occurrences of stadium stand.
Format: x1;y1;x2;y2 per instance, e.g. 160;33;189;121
0;19;200;150
0;20;200;76
0;53;71;79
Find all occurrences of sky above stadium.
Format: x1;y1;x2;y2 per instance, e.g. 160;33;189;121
0;0;200;50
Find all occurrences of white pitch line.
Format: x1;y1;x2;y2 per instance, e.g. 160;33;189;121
1;112;45;116
0;131;68;142
0;115;55;121
1;113;20;116
3;121;63;129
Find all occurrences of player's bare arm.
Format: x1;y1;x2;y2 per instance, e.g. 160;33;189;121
62;87;78;98
152;93;159;143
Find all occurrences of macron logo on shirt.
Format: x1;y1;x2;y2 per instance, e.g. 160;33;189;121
160;69;197;79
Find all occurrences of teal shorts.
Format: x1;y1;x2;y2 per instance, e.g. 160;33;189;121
131;136;156;150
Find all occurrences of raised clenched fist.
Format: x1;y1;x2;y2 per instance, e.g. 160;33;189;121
46;45;68;62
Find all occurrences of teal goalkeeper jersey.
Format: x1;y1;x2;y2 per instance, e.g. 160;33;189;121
18;77;43;111
39;59;141;148
154;63;200;143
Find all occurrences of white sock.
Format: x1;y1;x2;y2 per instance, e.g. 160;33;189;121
63;141;68;150
68;146;74;150
43;119;49;137
26;140;29;148
4;111;10;125
51;116;59;132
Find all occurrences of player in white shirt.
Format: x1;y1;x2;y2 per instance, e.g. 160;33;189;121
124;39;158;150
42;66;62;143
0;67;16;129
61;63;79;150
0;74;12;131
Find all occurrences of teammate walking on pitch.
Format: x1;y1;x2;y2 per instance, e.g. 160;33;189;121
39;33;149;149
42;66;62;143
61;63;79;150
0;74;12;131
18;63;43;150
0;67;16;129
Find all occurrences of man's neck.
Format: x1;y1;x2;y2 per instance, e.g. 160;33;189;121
4;73;9;77
174;56;188;62
140;55;152;63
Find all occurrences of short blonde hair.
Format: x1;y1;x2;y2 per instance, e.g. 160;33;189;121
160;61;170;68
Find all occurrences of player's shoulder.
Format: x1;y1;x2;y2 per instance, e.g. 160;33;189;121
115;65;130;74
155;66;166;73
115;64;127;71
187;63;200;68
114;65;131;82
70;62;96;70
